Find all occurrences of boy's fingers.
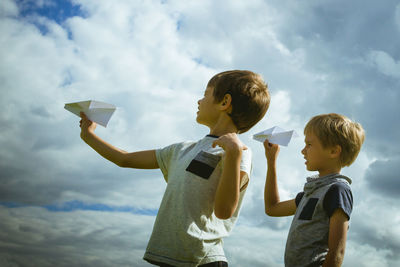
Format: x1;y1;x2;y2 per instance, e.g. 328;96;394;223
263;140;280;151
263;139;270;147
212;140;217;148
212;139;225;149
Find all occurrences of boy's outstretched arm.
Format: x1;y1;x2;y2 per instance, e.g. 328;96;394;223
80;112;159;169
212;133;247;220
263;140;296;216
322;209;349;267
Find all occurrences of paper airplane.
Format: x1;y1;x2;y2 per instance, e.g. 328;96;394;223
253;126;298;146
64;100;116;127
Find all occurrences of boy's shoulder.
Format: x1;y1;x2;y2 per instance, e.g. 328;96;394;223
159;135;253;161
323;181;353;218
327;181;352;193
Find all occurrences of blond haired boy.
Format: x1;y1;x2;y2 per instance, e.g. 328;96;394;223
264;113;365;267
79;70;270;267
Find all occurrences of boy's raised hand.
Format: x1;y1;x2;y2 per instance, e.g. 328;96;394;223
80;112;97;139
212;133;248;154
263;139;280;162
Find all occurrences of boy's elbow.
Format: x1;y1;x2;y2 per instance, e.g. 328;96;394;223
265;208;275;216
116;160;126;168
214;195;239;219
265;207;272;216
264;204;271;215
115;154;128;168
264;206;278;217
214;206;235;220
215;210;234;220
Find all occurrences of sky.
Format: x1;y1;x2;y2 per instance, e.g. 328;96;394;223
0;0;399;266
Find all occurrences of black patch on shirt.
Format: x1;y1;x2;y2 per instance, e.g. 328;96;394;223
298;198;319;220
186;151;221;179
295;192;305;207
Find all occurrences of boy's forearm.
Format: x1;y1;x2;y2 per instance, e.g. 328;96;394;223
264;160;280;215
81;131;127;167
323;210;348;267
214;150;242;220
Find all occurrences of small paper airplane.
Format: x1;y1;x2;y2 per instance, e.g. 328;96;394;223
253;126;298;146
64;100;116;127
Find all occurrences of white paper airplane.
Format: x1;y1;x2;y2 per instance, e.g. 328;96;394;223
253;126;298;146
64;100;116;127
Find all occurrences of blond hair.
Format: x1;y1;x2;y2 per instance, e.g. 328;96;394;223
304;113;365;167
208;70;270;133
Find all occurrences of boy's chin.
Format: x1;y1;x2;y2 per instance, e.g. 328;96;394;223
196;117;207;126
305;165;315;172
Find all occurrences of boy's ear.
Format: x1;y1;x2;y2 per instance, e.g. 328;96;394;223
330;145;342;159
219;94;232;111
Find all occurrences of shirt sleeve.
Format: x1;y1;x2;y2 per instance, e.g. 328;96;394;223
240;148;252;175
155;143;180;182
295;192;305;207
323;183;353;219
239;148;252;191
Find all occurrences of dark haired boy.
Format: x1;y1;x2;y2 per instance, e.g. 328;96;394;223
79;70;270;266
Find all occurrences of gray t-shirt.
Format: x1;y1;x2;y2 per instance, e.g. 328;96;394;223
144;135;252;267
285;173;353;267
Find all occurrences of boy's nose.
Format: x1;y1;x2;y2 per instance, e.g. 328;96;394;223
301;147;306;155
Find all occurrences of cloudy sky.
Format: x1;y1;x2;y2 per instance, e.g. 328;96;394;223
1;0;399;266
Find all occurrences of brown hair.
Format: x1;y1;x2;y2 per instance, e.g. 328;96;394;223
304;113;365;167
208;70;270;133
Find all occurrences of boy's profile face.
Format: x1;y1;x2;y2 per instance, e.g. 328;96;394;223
196;86;220;127
301;131;338;176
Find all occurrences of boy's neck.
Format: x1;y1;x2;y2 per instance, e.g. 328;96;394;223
208;114;238;136
318;166;341;177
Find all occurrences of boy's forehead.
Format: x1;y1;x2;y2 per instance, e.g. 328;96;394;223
304;131;317;142
205;85;214;94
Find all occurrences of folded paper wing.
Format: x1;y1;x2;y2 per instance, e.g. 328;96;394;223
253;126;298;146
64;100;116;127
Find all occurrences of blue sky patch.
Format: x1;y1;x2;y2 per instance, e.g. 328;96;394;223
16;0;86;35
0;201;158;216
17;0;85;24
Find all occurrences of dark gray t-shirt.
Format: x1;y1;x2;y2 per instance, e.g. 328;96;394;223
295;182;353;219
285;174;353;267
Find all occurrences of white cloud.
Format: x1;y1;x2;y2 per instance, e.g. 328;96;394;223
1;0;400;266
345;241;392;267
367;50;400;78
0;0;18;16
0;206;156;267
225;224;288;267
